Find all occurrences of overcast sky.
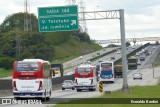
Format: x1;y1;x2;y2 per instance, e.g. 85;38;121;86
0;0;160;40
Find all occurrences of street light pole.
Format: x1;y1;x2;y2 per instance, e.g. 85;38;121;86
152;63;154;78
119;9;130;93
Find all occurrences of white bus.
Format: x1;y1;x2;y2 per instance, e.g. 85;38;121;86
99;61;114;83
74;64;97;92
12;59;52;101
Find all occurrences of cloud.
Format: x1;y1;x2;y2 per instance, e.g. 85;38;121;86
0;0;160;41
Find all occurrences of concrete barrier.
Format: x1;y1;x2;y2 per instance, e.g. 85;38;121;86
0;79;12;90
0;75;74;90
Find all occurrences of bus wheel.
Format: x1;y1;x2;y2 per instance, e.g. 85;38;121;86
41;97;46;102
111;81;114;83
77;89;81;92
46;90;51;101
72;87;75;90
46;97;50;101
89;89;93;91
41;90;46;102
93;88;96;91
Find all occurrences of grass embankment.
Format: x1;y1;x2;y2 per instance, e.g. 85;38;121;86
52;85;160;107
52;38;101;63
0;39;101;78
0;68;11;78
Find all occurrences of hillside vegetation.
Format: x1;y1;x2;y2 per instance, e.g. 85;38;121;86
0;12;101;70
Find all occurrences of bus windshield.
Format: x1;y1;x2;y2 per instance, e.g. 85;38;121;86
16;62;40;72
101;63;112;70
77;68;91;73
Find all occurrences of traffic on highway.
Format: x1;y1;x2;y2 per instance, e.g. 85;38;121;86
1;43;160;107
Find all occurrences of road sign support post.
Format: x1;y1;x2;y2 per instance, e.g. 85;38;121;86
119;9;130;93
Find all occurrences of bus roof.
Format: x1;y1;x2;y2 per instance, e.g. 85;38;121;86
100;61;114;64
78;64;94;68
22;59;50;64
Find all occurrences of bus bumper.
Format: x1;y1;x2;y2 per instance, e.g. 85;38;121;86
99;78;114;83
13;92;43;98
75;85;96;90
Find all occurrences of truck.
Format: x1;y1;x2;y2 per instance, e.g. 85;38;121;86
127;58;137;69
144;48;148;54
51;63;63;77
114;65;123;78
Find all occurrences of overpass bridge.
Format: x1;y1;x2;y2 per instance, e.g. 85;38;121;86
94;36;160;44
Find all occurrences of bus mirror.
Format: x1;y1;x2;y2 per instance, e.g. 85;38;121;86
50;69;55;77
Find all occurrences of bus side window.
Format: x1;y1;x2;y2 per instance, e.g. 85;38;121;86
93;68;96;76
43;63;50;78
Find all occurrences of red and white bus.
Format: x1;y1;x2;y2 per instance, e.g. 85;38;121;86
74;64;97;92
12;59;52;101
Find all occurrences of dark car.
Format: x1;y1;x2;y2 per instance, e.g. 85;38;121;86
62;80;75;90
110;56;115;60
97;52;100;55
140;57;145;61
145;52;150;56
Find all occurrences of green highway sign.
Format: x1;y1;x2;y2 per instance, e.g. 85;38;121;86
38;5;78;32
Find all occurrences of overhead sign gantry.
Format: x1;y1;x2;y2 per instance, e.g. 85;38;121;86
79;9;129;92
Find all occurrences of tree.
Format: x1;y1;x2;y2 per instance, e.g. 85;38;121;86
74;31;91;42
0;12;38;33
155;41;159;45
126;42;131;47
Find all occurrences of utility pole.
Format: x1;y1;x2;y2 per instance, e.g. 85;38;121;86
79;0;88;32
24;0;32;32
16;28;21;56
119;9;130;93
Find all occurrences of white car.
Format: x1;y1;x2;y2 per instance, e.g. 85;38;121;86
62;80;75;90
139;51;142;54
117;51;120;54
79;56;83;60
136;52;140;56
133;73;142;80
137;59;141;65
142;49;145;53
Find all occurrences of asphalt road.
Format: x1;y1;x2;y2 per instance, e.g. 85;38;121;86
1;45;160;107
